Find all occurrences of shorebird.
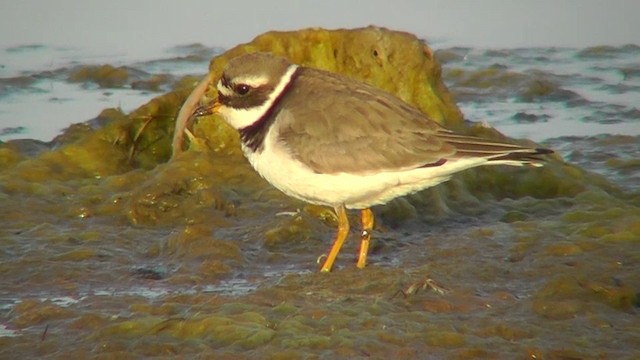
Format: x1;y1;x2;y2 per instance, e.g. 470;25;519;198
201;52;552;272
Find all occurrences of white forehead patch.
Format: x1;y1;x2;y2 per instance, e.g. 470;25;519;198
234;74;270;88
216;74;270;96
216;81;233;96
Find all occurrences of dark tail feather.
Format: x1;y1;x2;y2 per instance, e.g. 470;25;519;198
487;147;554;164
438;132;554;165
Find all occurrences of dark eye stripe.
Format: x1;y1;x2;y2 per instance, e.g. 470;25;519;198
218;91;229;104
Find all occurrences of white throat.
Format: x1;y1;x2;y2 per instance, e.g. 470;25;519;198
217;64;299;130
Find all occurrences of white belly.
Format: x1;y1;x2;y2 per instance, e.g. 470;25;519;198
242;127;489;209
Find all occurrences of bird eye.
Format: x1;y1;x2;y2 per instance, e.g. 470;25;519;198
234;84;251;95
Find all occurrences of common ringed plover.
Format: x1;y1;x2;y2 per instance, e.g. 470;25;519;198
204;52;553;272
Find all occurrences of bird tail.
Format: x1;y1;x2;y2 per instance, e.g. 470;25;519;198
438;132;554;167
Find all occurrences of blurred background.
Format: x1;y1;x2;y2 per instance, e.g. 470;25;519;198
2;0;638;51
1;0;638;141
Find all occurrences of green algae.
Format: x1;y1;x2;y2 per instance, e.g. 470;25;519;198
91;312;276;350
68;64;131;88
533;274;638;316
13;299;74;327
478;323;532;341
544;242;583;256
0;144;24;169
263;214;317;250
131;73;172;91
500;210;529;223
52;247;99;261
423;330;466;347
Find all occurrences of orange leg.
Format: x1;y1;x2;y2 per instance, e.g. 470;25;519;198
357;208;374;269
320;205;350;272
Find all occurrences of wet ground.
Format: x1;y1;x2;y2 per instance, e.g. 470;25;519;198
1;40;639;359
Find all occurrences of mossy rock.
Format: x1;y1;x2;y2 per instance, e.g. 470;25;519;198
68;64;131;88
0;26;629;226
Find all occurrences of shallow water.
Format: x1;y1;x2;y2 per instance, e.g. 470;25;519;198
1;41;639;358
436;45;640;141
0;44;219;142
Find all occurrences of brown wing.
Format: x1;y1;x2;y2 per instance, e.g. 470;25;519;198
275;68;456;175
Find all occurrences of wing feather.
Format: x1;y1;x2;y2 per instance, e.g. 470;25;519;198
274;68;549;175
275;68;454;175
